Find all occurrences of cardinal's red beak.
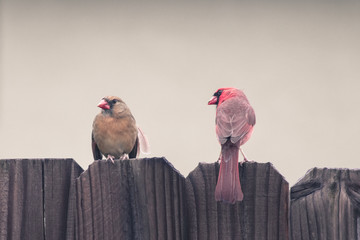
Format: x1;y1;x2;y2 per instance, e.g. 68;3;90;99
208;96;218;105
97;99;110;110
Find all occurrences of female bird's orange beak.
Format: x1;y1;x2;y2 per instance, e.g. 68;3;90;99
97;99;110;110
208;96;218;105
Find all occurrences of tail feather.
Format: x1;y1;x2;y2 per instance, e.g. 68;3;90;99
137;127;151;154
215;141;243;204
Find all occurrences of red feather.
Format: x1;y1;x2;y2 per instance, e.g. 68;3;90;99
215;141;243;203
210;88;255;203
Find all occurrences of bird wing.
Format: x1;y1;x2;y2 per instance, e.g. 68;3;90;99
216;98;255;144
128;137;139;158
91;132;103;160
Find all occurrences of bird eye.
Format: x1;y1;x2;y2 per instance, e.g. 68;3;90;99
215;90;223;97
112;99;118;104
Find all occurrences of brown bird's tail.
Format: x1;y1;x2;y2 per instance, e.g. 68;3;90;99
215;141;243;204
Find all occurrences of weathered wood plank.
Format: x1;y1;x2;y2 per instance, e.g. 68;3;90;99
43;159;83;240
75;157;187;240
0;159;44;240
290;168;360;240
0;159;83;240
185;162;289;240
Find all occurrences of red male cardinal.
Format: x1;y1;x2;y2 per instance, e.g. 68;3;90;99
208;88;256;204
92;96;150;162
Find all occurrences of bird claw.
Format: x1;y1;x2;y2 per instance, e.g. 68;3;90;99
240;158;248;166
119;154;129;160
240;158;255;166
239;148;254;166
106;155;115;164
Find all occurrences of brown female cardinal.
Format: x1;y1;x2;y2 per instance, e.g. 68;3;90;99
208;88;256;204
92;96;150;162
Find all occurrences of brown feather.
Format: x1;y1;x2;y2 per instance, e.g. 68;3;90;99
92;96;138;160
92;133;102;160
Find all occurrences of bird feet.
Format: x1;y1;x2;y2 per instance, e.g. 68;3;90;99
240;158;248;166
119;154;129;160
239;148;254;166
106;155;116;164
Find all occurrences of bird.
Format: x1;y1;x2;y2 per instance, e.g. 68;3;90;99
92;96;150;163
208;88;256;204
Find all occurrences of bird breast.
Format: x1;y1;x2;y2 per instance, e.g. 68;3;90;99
92;113;137;158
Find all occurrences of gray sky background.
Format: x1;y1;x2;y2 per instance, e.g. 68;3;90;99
1;1;360;186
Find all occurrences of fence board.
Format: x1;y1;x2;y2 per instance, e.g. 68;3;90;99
186;162;289;240
0;159;43;240
44;159;83;240
75;157;187;240
290;168;360;240
0;158;292;239
0;159;83;240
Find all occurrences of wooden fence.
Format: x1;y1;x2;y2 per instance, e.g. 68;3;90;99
290;168;360;240
0;159;82;240
0;157;359;239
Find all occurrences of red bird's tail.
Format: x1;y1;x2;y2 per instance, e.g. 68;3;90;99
215;141;243;204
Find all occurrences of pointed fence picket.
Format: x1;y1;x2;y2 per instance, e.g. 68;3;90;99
0;158;358;239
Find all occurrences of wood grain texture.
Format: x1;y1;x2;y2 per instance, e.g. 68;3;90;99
0;159;83;240
290;168;360;240
185;162;289;240
75;157;187;240
0;159;43;240
44;159;83;240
